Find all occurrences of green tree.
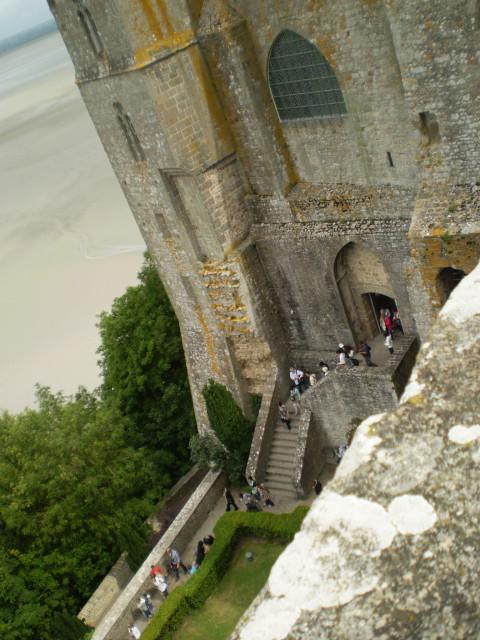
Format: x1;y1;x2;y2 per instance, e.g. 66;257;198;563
194;380;255;483
97;254;195;485
0;387;155;639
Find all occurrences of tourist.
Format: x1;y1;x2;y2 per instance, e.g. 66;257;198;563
149;564;164;578
224;487;239;512
385;333;394;354
289;367;301;386
153;573;169;598
188;562;199;575
359;342;375;367
203;533;215;553
128;623;141;639
195;540;206;566
245;494;261;511
336;348;346;367
138;592;153;618
258;483;275;507
308;371;317;386
279;401;291;430
393;310;403;333
319;361;330;377
203;534;215;548
290;385;301;402
384;313;393;336
289;366;306;392
167;547;188;580
346;346;359;367
312;479;323;496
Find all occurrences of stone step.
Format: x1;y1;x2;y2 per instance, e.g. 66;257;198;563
267;464;295;477
266;463;294;477
268;451;296;463
264;479;296;499
271;432;298;445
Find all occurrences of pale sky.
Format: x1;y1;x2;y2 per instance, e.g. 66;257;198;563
0;0;53;40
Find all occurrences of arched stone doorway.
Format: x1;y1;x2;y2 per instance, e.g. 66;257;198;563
335;242;397;344
436;267;465;305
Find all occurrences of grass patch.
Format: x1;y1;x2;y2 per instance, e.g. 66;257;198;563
173;537;284;640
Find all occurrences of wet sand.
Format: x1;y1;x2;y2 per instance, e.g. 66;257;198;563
0;33;145;412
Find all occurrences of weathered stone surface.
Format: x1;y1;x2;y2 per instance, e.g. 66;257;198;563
232;263;480;639
49;0;480;428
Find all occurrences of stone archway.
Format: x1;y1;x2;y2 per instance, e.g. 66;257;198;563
334;242;396;344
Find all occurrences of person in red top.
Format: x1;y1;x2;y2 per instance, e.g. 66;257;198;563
149;564;164;578
384;314;393;336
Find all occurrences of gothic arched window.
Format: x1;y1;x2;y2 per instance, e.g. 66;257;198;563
268;30;346;121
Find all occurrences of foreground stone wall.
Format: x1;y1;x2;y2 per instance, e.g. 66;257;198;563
233;262;480;640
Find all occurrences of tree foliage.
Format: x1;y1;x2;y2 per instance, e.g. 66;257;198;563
97;254;195;484
190;380;255;483
0;387;155;639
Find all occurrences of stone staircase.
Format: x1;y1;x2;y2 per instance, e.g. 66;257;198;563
264;412;300;500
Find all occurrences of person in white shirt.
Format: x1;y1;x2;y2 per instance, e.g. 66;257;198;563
385;333;394;354
153;573;169;598
128;624;141;639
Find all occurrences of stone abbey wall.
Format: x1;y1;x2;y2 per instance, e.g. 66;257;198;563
49;0;480;446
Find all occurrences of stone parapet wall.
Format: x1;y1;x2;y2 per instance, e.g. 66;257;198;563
79;554;133;629
90;470;224;640
246;366;289;482
291;409;321;498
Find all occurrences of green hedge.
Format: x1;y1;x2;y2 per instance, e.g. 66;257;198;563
141;506;309;640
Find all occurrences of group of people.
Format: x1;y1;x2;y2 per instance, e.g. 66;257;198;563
225;477;275;513
127;537;216;638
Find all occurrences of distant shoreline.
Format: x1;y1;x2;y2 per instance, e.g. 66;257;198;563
0;19;57;56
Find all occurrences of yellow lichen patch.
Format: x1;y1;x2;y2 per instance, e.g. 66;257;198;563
315;34;337;65
138;0;164;40
429;226;446;237
194;305;221;374
156;0;174;35
133;30;195;66
407;394;424;406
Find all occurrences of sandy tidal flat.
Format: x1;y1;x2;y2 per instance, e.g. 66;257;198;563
0;33;145;412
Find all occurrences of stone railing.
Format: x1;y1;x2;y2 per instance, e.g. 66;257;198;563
79;554;133;629
89;470;224;640
291;408;313;498
246;365;289;482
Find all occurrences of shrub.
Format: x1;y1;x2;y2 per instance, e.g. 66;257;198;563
189;432;227;472
140;506;309;640
194;380;256;483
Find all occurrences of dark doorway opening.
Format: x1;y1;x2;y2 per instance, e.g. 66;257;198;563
363;293;402;336
436;267;465;305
